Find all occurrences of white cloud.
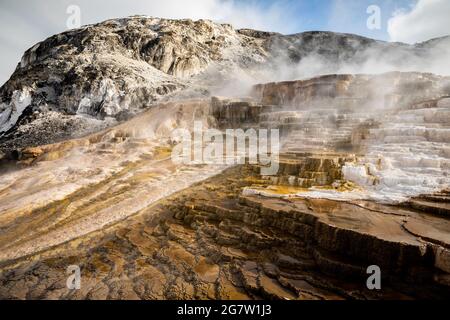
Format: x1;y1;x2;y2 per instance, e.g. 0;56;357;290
388;0;450;43
0;0;299;86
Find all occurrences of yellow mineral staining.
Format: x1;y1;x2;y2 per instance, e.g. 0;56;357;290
152;145;173;160
252;185;310;195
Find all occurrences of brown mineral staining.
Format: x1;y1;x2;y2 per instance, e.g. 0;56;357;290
0;72;449;300
20;147;44;159
0;165;449;300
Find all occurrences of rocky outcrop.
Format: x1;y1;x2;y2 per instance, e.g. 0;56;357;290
210;97;263;129
252;73;450;109
0;17;268;150
1;17;450;151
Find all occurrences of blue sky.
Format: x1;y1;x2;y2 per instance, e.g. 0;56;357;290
246;0;415;40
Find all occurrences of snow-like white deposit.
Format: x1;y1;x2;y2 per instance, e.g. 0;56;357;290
0;89;32;133
249;91;450;204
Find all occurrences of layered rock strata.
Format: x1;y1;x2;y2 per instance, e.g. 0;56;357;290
248;73;450;202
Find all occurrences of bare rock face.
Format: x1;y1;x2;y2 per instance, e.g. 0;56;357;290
252;73;450;108
0;17;269;150
1;16;450;151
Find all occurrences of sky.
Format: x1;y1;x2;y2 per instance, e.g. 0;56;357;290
0;0;449;86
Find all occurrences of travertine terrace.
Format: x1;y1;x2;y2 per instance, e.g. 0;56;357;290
0;17;449;300
0;72;449;299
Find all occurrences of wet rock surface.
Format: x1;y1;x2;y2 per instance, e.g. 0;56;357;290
0;166;449;300
248;73;450;202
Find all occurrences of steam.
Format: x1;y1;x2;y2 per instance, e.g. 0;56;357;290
202;33;450;100
269;36;450;81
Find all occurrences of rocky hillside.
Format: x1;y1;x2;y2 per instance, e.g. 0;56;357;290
1;16;450;151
